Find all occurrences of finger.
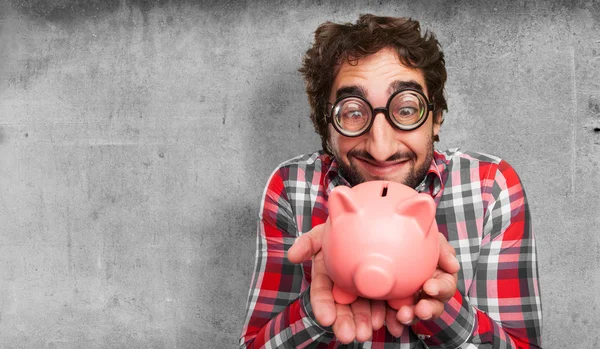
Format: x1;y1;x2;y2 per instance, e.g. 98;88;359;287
350;298;372;342
396;304;416;326
370;300;386;331
333;303;356;344
310;252;336;326
385;306;405;338
422;272;457;303
437;233;460;274
414;298;444;321
288;224;325;263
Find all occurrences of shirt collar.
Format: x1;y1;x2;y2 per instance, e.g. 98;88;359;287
323;155;348;196
414;154;444;197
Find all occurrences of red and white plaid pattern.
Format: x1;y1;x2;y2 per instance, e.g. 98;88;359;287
240;149;542;348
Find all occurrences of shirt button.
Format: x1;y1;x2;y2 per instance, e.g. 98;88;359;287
417;334;431;340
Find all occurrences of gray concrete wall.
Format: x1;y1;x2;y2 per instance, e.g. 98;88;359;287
0;0;598;347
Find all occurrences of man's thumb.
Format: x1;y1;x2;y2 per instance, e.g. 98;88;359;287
287;224;325;263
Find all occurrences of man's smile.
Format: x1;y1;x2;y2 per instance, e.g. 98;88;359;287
350;156;411;178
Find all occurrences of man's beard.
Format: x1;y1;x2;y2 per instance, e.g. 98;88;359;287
335;135;434;189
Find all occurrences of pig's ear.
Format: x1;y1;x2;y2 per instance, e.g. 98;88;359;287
328;186;359;221
395;194;436;236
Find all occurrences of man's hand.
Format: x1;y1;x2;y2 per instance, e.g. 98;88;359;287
288;224;406;343
396;233;460;325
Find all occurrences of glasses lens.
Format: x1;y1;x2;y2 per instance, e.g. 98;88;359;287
333;97;371;135
389;91;427;127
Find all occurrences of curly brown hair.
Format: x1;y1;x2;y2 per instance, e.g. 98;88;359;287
298;14;448;154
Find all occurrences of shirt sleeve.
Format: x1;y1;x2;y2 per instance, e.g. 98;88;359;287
412;159;543;348
239;167;335;349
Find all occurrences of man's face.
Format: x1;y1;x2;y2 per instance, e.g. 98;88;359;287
328;47;441;187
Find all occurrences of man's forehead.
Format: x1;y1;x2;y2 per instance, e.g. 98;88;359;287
334;80;426;100
330;49;427;97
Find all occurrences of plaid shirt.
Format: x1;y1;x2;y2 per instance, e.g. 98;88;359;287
240;149;542;349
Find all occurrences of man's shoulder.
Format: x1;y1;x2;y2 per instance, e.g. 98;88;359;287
274;150;331;174
263;150;331;190
435;148;504;167
435;148;523;186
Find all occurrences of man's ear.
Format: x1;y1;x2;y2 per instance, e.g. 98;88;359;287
433;121;441;137
433;112;443;136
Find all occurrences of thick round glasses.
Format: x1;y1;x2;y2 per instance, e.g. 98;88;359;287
327;88;434;137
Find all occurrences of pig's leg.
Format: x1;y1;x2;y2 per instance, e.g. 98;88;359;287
332;284;358;304
387;297;414;310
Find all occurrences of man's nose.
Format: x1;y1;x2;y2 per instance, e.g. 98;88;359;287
365;111;398;162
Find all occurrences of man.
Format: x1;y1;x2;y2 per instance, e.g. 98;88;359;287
240;14;542;348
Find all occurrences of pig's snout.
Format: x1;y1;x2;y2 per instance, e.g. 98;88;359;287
354;255;395;299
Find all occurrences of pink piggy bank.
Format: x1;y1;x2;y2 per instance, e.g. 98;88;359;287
321;180;439;310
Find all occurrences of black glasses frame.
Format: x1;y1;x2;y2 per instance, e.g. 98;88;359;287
326;88;435;137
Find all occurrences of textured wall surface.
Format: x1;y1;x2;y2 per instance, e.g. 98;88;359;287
0;0;599;348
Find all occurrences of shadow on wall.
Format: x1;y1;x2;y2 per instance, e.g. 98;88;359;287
200;44;309;344
232;43;315;340
199;199;256;346
241;53;317;190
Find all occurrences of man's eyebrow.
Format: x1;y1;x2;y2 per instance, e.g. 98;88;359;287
335;85;368;100
388;80;425;94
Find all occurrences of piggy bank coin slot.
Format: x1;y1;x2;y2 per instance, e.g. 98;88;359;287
381;185;388;197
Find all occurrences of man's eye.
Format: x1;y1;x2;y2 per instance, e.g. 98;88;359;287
344;110;364;119
397;107;418;117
